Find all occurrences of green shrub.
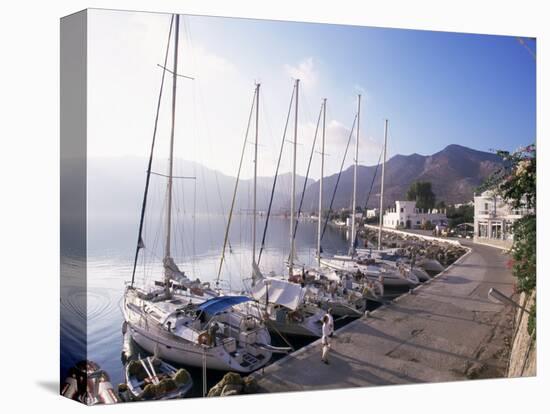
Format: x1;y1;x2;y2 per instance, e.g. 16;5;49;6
482;144;536;337
510;215;536;294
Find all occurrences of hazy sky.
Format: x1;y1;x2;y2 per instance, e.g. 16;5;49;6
88;9;536;180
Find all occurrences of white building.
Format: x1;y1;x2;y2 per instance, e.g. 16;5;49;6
366;208;378;218
382;200;447;229
473;190;530;249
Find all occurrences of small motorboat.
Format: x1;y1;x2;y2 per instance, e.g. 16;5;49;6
416;257;445;273
125;357;193;401
409;266;431;282
61;360;119;405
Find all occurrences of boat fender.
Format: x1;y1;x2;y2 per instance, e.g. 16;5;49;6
198;331;211;346
190;287;204;296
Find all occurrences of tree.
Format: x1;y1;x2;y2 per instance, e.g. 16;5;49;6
406;181;436;210
446;204;474;228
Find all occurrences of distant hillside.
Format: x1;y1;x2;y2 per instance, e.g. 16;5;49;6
301;144;503;211
87;157;312;219
85;145;502;220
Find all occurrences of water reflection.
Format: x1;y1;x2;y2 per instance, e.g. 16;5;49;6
63;214;352;394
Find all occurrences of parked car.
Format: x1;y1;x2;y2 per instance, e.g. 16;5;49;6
450;223;474;239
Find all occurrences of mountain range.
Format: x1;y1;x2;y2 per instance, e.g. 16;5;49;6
301;144;503;211
86;157;312;219
86;144;502;219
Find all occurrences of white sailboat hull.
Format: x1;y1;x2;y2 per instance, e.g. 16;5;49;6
123;293;272;373
320;258;417;288
127;323;251;372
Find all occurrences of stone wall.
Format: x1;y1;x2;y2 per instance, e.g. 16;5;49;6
507;292;536;377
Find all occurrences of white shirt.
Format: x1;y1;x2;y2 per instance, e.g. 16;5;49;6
322;322;331;344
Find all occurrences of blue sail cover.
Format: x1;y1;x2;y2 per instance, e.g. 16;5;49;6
197;296;251;316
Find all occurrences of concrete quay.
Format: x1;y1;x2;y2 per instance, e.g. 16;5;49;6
253;239;515;392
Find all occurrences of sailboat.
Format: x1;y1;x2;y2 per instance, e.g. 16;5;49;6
122;14;273;373
319;109;419;288
244;79;325;337
359;119;425;284
286;96;377;317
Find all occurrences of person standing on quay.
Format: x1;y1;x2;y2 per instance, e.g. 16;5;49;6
321;314;331;364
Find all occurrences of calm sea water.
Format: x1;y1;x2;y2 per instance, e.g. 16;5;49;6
62;214;355;396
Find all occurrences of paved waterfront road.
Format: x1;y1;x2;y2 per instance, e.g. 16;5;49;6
253;240;515;392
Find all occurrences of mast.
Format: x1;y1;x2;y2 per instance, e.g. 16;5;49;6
289;79;299;278
216;88;256;287
164;14;179;283
378;119;388;250
252;83;260;279
350;94;360;255
317;98;326;267
130;15;174;287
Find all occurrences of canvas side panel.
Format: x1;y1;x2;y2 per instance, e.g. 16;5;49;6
60;9;88;402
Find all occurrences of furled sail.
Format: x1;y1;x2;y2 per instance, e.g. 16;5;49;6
252;261;264;282
163;257;191;286
251;278;305;311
